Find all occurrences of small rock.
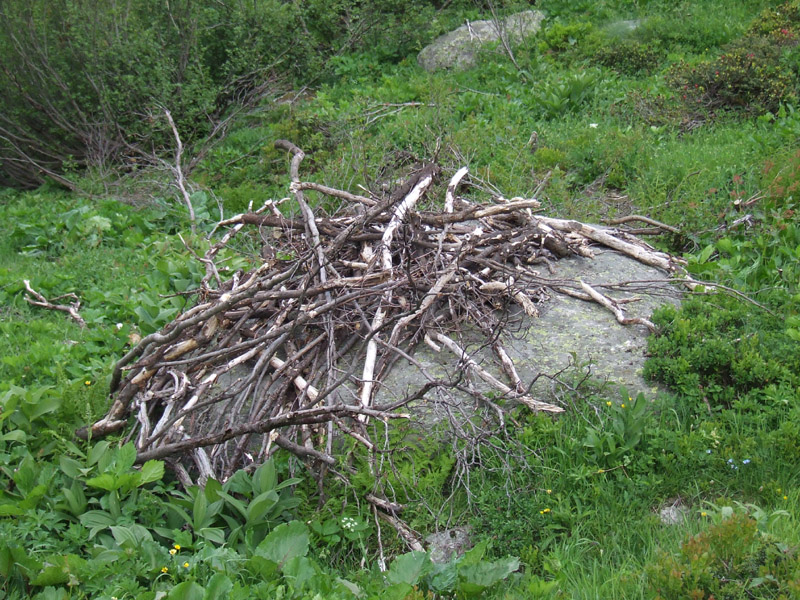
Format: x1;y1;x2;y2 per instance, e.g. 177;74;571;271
659;499;687;525
426;527;473;563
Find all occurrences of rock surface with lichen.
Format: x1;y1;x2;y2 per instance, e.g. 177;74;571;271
417;10;545;72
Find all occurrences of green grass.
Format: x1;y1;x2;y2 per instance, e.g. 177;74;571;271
2;0;800;598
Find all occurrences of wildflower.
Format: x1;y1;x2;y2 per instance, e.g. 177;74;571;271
116;322;124;330
173;544;181;551
784;495;788;500
621;403;626;409
183;562;189;568
543;508;551;513
589;123;598;128
742;459;750;465
539;510;544;515
84;381;91;386
169;549;177;556
161;567;168;574
606;401;612;407
701;512;707;517
546;489;552;494
706;449;712;454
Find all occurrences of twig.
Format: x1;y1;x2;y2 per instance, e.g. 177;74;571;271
23;280;86;327
579;280;656;332
604;215;681;235
164;109;196;235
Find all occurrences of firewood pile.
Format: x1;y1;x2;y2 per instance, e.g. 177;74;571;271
83;141;685;496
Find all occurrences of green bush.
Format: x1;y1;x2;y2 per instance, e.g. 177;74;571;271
647;511;800;599
667;35;795;115
538;21;594;54
592;39;662;75
747;1;800;39
0;0;447;189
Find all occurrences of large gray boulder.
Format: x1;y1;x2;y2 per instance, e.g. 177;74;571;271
374;249;679;412
418;10;545;72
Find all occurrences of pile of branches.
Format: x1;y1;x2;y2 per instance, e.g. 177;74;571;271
83;140;683;540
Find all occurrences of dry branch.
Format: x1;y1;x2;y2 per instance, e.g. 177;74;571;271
23;280;86;327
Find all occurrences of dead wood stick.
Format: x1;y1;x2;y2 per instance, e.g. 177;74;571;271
271;432;336;465
479;279;539;317
269;355;320;402
579;280;656;332
108;261;295;392
366;493;405;514
535;217;676;272
361;171;435;413
23;280;86;328
604;215;681;235
277;140;333;291
360;304;386;414
374;509;425;552
419;198;540;227
294;181;376;206
134;404;409;464
164;110;196;234
427;331;563;413
387;244;463;348
380;171;434;271
445;166;469;213
493;343;525;394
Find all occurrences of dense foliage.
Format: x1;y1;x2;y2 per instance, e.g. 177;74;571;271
0;0;464;189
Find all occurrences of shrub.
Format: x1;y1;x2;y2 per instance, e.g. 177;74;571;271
667;35;795;115
593;39;662;75
538;21;594;54
0;0;445;189
647;511;800;599
747;1;800;39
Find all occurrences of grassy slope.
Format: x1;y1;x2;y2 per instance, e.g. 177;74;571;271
2;0;800;598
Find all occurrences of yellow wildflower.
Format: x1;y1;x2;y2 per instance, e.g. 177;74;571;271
183;562;189;568
606;401;612;407
84;381;91;386
169;549;176;556
161;566;168;574
546;489;552;494
173;544;181;550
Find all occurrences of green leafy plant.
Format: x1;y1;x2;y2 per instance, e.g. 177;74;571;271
667;35;795;115
164;460;302;552
532;70;600;118
383;541;519;599
592;39;661;75
582;390;651;471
